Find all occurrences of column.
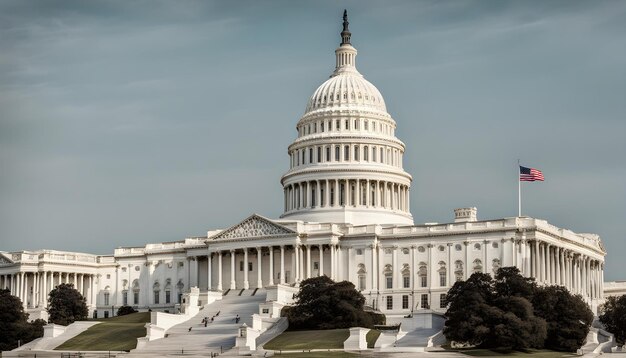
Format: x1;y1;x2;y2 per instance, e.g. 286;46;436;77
336;245;343;280
88;275;93;305
230;250;236;290
330;245;336;280
256;247;263;288
269;247;275;286
243;248;249;289
447;243;452;286
280;246;286;284
319;245;324;277
33;272;38;307
300;245;305;281
346;246;352;283
294;245;300;283
370;244;377;291
207;253;212;291
306;245;312;279
392;246;399;289
217;251;223;291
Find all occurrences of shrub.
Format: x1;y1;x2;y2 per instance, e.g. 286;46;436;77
117;305;138;316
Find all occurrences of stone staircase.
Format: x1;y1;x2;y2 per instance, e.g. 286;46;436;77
127;289;266;356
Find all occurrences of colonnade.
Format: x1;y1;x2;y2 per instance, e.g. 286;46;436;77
204;244;342;291
0;271;97;308
290;143;402;169
528;240;603;300
284;179;409;213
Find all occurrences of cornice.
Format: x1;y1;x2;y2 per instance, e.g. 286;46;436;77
281;166;412;184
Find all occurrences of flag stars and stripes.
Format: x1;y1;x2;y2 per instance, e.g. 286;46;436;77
519;166;544;182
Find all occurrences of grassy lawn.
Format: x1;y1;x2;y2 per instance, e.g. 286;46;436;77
366;329;380;348
55;312;150;351
452;348;576;357
264;329;350;350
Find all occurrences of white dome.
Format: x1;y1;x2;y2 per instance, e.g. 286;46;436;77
305;72;387;114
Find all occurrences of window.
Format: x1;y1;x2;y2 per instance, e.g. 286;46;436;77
106;274;111;279
440;271;446;287
249;262;253;271
356;249;363;255
313;262;319;270
492;242;499;249
313;123;317;133
386;296;393;310
455;244;462;251
317;147;321;163
380;148;384;163
438;245;445;252
336;119;340;130
473;259;483;273
358;275;366;291
474;243;481;250
104;311;109;318
330;187;335;205
344;145;350;161
345;119;349;130
440;294;447;308
372;147;377;162
165;291;171;304
354;145;359;161
418;246;425;253
123;291;128;305
354;119;358;129
240;261;244;271
421;294;429;309
403;275;410;288
364;120;369;130
309;148;313;163
326;147;331;161
402;248;409;254
301;150;305;164
364;146;368;161
384;248;392;254
134;292;139;305
420;276;427;287
321;122;324;132
104;292;110;306
262;308;270;314
386;275;393;289
402;295;409;309
154;291;160;304
335;146;340;161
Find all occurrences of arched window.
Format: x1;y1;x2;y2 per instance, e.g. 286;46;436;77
354;145;359;161
326;146;331;162
344;145;350;161
132;279;140;305
454;260;464;282
418;262;428;287
165;279;172;304
317;147;321;163
438;261;447;287
309;148;313;164
176;279;184;304
335;146;340;161
363;146;369;161
473;259;483;273
380;148;384;163
384;264;393;289
372;146;377;162
402;264;411;288
357;264;367;291
474;243;481;250
104;286;110;306
153;281;160;304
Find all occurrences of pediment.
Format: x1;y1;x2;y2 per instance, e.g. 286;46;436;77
209;214;296;241
0;253;14;265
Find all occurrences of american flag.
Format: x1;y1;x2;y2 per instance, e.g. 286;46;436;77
519;166;544;182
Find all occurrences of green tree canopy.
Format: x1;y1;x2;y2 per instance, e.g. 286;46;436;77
533;285;593;352
599;295;626;345
0;288;44;351
286;276;380;330
444;268;547;351
47;283;88;326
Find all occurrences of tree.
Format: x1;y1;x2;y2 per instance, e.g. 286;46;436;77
286;276;379;330
117;305;138;316
599;295;626;345
533;285;593;352
47;283;88;325
444;269;546;350
0;289;44;351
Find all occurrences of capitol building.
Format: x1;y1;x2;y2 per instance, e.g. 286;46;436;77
0;13;608;321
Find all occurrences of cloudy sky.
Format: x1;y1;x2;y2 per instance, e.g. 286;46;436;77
1;1;624;280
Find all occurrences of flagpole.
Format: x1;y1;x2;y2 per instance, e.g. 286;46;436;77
518;159;521;217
